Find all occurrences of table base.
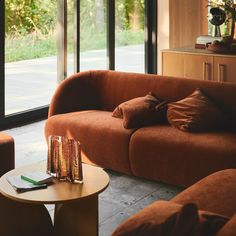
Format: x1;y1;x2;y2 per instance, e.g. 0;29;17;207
54;195;98;236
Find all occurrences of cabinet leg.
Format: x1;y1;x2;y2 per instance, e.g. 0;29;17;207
54;195;98;236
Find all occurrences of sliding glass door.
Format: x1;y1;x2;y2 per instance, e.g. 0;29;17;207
80;0;107;71
5;0;57;115
0;0;157;130
115;0;145;72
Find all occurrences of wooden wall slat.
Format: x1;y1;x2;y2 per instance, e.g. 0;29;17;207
169;0;208;48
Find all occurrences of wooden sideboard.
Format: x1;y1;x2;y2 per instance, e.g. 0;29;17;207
162;48;236;83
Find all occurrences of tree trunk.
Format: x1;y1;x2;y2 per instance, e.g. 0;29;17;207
231;16;235;39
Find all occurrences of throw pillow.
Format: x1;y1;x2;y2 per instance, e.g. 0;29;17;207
112;93;167;129
161;203;228;236
167;88;228;132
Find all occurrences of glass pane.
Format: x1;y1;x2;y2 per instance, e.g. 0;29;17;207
67;0;74;76
5;0;57;115
115;0;145;72
80;0;107;71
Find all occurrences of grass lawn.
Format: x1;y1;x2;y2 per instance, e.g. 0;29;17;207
5;30;144;63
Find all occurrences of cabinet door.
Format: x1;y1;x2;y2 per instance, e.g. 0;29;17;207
184;54;213;80
162;52;184;77
213;56;236;83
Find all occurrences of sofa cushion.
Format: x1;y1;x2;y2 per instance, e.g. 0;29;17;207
172;169;236;218
112;93;167;129
167;88;228;132
112;201;228;236
129;125;236;187
45;110;136;174
216;214;236;236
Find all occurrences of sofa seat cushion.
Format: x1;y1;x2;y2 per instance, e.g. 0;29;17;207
129;125;236;187
172;169;236;218
45;110;136;174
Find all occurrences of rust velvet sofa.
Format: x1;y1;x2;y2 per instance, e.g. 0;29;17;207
112;169;236;236
45;70;236;187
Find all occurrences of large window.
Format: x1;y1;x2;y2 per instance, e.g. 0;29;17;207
5;0;57;115
80;0;107;71
115;0;145;72
0;0;157;130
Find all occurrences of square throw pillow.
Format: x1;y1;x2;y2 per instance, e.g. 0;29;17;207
167;88;228;132
112;93;167;129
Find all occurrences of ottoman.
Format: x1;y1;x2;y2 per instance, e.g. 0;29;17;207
0;132;14;176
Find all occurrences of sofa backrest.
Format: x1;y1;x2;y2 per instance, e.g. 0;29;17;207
90;70;236;117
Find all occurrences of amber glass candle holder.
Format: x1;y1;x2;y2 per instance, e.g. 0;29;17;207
47;135;83;183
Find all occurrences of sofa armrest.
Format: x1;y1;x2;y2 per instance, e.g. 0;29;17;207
48;70;100;117
112;200;182;236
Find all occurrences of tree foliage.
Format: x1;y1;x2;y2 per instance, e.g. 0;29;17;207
5;0;56;36
5;0;144;36
116;0;144;30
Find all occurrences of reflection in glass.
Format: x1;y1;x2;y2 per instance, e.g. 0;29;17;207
115;0;145;72
80;0;107;71
5;0;57;115
67;0;74;76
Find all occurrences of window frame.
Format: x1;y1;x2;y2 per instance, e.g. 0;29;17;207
0;0;157;130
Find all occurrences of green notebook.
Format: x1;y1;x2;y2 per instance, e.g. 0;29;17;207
21;171;53;185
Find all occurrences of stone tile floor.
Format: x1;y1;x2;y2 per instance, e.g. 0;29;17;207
4;120;183;236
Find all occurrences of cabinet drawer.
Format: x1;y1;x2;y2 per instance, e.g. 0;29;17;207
162;52;184;77
184;54;213;81
213;57;236;83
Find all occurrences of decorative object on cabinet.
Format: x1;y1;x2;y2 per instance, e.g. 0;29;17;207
209;0;236;39
209;7;226;37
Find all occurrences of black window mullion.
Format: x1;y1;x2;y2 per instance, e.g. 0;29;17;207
0;0;5;118
145;0;157;74
107;0;115;70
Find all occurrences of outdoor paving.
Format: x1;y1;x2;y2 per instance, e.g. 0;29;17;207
4;120;182;236
5;44;144;115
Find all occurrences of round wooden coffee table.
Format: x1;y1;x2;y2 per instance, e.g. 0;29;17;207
0;162;109;236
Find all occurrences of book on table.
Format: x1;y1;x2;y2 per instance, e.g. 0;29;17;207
20;171;53;185
7;175;48;193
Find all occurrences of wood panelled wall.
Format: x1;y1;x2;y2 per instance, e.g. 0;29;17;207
169;0;208;48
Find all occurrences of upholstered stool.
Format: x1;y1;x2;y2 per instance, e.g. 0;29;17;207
0;132;14;176
0;134;53;235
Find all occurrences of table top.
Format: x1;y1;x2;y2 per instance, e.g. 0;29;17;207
162;47;236;58
0;162;109;204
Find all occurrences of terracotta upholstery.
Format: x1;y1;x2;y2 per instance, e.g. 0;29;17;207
112;93;167;129
112;169;236;236
130;126;236;187
45;110;135;174
0;134;53;235
0;132;14;176
172;169;236;217
216;215;236;236
0;194;53;236
167;88;229;132
45;70;236;186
